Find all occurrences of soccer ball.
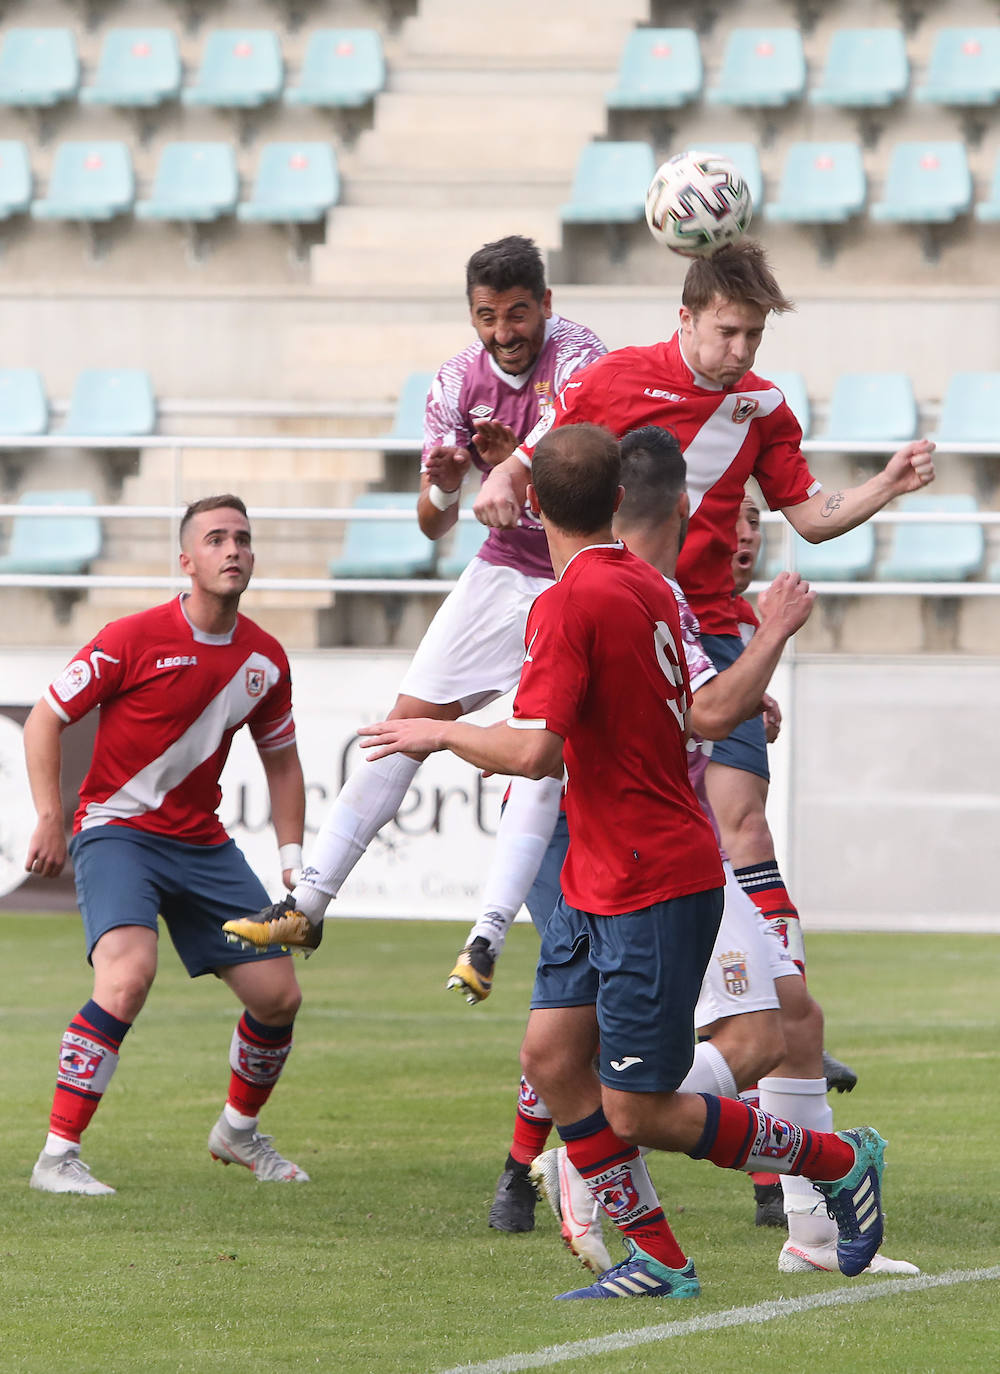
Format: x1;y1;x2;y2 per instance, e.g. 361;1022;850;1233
644;150;753;258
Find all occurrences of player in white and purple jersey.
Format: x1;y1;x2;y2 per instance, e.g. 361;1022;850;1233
24;496;309;1196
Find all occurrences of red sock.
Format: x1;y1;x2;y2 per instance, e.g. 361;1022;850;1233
561;1107;687;1269
49;999;130;1143
691;1095;855;1181
733;861;806;975
227;1012;293;1117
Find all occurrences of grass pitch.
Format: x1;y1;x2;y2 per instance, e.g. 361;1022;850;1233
1;916;997;1373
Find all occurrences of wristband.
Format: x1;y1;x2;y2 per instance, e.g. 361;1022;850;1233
279;843;303;874
428;483;461;512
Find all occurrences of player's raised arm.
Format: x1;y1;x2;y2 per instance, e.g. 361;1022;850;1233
23;698;68;879
783;439;935;543
473;449;529;529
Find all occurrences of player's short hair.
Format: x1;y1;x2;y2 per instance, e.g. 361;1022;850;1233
179;494;249;546
682;239;794;317
466;235;547;303
531;423;620;535
617;427;687;530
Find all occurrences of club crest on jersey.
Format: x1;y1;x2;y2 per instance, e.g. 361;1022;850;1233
718;950;749;996
52;659;92;702
245;667;265;696
596;1167;641;1219
732;397;760;425
534;380;553;410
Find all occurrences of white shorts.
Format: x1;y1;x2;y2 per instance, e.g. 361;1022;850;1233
398;556;553;714
694;860;799;1028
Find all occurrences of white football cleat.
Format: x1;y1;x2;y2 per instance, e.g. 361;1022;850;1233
30;1146;115;1196
779;1238;919;1276
531;1146;613;1275
208;1114;309;1182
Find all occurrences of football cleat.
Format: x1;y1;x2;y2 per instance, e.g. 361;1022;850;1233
530;1147;613;1274
822;1048;859;1093
30;1146;115;1196
222;895;323;958
555;1239;699;1301
487;1162;536;1232
446;936;495;1004
813;1126;886;1276
754;1179;788;1229
208;1114;309;1182
779;1238;919;1276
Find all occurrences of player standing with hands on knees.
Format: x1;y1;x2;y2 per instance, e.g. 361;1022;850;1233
24;495;309;1195
359;424;895;1300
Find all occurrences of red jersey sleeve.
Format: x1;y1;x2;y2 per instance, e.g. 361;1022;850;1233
512;588;589;740
248;651;296;752
754;404;819;511
44;623;130;724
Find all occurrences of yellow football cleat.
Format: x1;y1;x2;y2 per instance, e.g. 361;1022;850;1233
223;896;324;958
446;936;495;1004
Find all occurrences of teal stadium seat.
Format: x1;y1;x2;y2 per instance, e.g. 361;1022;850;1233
766;524;875;581
871;142;972;224
560;142;656;224
330;492;436;579
707;28;806;108
31;141;134;221
974;153;1000;222
388;371;433;444
285;29;386;108
0;141;32;219
767;370;811;436
0;489;101;575
81;28;182;109
0;368;48;433
606;29;703;111
916;27;1000;107
136;142;239;222
0;28;79;109
765;141;866;224
237;142;339;223
704;142;764;213
65;368;156;435
183;29;283;109
810;28;910;110
875;493;984;582
825;372;918;444
935;372;1000;444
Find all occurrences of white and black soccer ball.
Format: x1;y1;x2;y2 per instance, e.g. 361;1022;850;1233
644;150;753;258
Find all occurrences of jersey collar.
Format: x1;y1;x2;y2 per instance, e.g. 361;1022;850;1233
485;315;559;388
177;592;238;645
559;539;624;580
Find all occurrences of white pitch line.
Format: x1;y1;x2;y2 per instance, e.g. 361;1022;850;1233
436;1267;1000;1374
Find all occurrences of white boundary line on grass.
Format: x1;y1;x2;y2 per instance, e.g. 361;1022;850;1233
437;1267;1000;1374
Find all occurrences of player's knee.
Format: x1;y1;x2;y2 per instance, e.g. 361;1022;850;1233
95;966;153;1021
603;1095;653;1147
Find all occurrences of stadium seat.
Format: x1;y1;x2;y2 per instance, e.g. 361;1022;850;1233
560;142;656;224
65;369;156;436
387;371;433;445
765;141;866;226
237;142;339;224
330;492;436;579
183;29;283;109
767;370;811;437
915;28;1000;108
285;29;386;109
766;524;875;581
935;372;1000;443
810;28;910;112
705;142;764;212
871;142;972;228
606;29;703;111
824;372;918;445
31;141;134;223
136;142;239;224
875;493;984;582
974;152;1000;222
438;511;486;578
0;368;48;434
0;28;79;110
0;141;32;220
81;28;182;110
0;489;101;575
707;28;806;108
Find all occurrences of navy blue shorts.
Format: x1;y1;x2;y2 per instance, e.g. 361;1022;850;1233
525;810;569;934
530;886;724;1093
700;632;769;782
69;828;288;978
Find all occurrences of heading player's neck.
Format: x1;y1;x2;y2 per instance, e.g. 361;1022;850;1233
615;520;681;580
183;585;241;637
542;523;617;579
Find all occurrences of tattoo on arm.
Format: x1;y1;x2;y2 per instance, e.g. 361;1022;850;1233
821;491;845;519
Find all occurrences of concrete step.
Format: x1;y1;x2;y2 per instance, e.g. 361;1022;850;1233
398;0;647;62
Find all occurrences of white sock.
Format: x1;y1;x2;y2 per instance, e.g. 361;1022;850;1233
223;1105;258;1132
470;775;562;955
759;1075;838;1247
679;1040;738;1098
45;1132;77;1156
293;753;422;919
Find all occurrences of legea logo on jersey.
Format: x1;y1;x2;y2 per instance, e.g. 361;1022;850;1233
732;397;760;424
469;404;494;420
155;655;198;670
52;659;92;702
246;667;265;696
643;387;683;402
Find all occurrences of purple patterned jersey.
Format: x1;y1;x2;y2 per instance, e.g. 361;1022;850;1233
423;314;606;578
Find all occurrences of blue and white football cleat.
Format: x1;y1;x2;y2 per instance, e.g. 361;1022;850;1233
555;1238;699;1300
814;1126;887;1276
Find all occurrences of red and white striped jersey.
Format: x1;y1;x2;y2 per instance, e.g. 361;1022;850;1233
45;595;295;845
